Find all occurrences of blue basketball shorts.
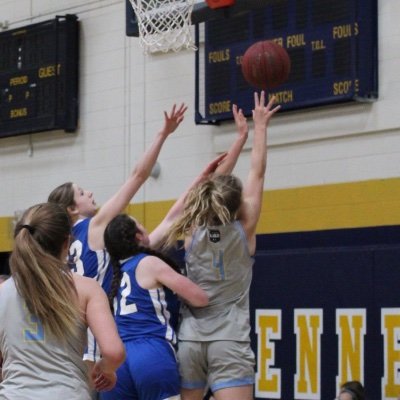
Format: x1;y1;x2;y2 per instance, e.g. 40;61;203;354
101;337;180;400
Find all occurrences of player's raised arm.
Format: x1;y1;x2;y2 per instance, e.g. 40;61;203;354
240;92;280;252
214;104;249;175
149;152;227;249
89;103;187;249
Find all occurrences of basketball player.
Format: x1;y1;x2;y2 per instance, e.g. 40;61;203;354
164;92;280;400
97;128;252;399
100;213;208;400
0;203;125;399
48;103;187;363
98;101;251;400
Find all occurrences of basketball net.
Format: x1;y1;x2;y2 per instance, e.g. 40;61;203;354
129;0;196;54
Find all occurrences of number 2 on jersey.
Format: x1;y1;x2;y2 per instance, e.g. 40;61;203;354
120;272;138;315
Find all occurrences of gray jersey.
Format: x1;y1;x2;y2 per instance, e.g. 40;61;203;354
0;278;91;400
179;221;254;341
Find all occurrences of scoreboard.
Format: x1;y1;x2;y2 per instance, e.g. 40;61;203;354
195;0;378;124
0;15;79;139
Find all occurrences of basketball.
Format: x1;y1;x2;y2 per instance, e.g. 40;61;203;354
241;40;291;89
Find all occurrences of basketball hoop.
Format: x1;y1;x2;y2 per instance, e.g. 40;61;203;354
129;0;197;54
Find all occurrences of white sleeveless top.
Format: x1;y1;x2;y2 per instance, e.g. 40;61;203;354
0;278;91;400
179;221;254;341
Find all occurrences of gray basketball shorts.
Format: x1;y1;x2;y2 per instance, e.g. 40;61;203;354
178;340;255;392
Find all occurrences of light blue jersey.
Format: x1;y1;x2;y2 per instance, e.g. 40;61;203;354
0;279;91;400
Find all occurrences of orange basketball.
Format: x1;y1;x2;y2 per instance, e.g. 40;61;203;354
241;40;291;89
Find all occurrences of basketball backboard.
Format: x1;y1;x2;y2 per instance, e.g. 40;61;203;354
126;0;282;37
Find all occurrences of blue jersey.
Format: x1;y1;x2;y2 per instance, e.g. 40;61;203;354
68;218;112;294
114;253;180;344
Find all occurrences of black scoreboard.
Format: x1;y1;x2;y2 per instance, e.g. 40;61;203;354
195;0;378;124
0;15;79;139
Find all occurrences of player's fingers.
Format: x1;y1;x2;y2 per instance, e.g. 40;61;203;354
176;103;186;115
214;152;227;165
254;91;259;107
266;95;276;110
259;90;265;106
169;103;177;118
271;104;281;114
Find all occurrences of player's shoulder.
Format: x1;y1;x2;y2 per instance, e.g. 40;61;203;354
73;273;101;292
0;278;13;303
0;277;11;291
137;254;169;277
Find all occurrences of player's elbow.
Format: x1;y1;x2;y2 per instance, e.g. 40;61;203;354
102;341;126;369
131;169;148;185
191;289;209;307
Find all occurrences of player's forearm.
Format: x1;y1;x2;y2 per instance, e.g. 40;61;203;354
250;124;267;177
215;132;248;175
131;130;168;182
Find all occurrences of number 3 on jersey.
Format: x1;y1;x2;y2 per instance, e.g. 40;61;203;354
68;239;84;275
23;303;45;342
119;272;138;315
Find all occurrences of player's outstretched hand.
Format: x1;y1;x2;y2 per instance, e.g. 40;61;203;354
203;152;228;175
162;103;188;136
191;153;228;188
232;104;248;139
252;91;281;128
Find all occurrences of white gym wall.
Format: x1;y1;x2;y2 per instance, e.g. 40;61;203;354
0;0;399;248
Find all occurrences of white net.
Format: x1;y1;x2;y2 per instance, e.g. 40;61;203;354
129;0;197;54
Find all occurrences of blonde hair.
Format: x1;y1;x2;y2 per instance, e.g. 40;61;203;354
10;203;82;342
164;174;242;248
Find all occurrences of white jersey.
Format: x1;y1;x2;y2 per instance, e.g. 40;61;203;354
179;221;254;341
0;278;91;400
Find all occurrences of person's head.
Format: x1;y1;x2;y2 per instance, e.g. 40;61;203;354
190;174;243;226
104;214;149;262
164;174;243;248
10;202;82;341
104;214;180;311
338;381;365;400
48;182;96;221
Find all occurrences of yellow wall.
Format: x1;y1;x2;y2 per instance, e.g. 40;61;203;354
1;177;400;252
0;217;12;252
259;177;400;234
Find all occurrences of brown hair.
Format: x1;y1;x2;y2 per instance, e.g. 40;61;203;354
48;182;75;212
10;202;82;341
340;381;365;400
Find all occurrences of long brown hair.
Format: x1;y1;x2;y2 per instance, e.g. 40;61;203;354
163;174;242;248
10;202;82;341
48;182;75;212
